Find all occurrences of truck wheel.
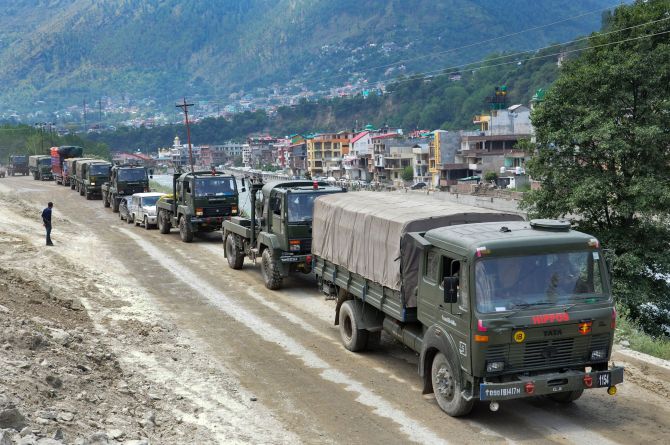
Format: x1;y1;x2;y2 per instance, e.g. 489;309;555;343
261;248;282;290
547;389;583;403
431;352;474;417
112;195;119;213
225;233;244;269
179;217;194;243
80;186;85;196
158;211;171;234
338;300;369;352
85;190;92;200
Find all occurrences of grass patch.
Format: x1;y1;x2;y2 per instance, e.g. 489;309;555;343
615;305;670;360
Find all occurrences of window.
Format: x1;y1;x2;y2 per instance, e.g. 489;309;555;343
425;250;439;281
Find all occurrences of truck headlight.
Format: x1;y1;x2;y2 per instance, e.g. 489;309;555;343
590;349;607;361
195;208;204;216
486;361;505;373
90;182;95;186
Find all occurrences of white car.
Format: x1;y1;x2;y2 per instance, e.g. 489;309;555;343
129;192;165;230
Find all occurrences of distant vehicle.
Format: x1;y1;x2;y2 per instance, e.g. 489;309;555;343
29;155;53;180
101;165;150;212
51;146;84;185
129;192;165;229
8;155;29;176
119;196;132;223
0;166;6;178
65;158;94;188
78;160;111;200
411;182;427;190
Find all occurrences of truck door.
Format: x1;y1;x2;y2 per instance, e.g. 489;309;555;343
270;193;284;236
438;255;471;374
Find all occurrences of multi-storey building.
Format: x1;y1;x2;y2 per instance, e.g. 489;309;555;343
307;131;351;178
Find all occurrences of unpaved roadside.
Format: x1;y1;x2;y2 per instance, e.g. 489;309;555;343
0;189;298;444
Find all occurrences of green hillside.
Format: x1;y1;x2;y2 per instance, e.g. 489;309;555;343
0;0;614;111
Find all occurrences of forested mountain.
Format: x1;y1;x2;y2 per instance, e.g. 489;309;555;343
0;0;614;111
88;44;563;151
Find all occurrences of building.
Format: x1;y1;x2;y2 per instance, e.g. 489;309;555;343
456;104;533;177
307;132;351;178
287;134;310;178
413;143;430;184
428;130;460;187
343;131;372;180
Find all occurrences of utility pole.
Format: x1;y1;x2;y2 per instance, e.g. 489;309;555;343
99;98;103;129
176;98;195;172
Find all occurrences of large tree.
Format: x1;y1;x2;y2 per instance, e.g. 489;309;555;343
522;0;670;336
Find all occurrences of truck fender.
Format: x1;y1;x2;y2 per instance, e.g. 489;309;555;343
419;324;461;395
256;232;282;251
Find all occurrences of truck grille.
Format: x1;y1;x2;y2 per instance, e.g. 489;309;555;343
203;207;230;217
485;333;611;374
300;239;312;253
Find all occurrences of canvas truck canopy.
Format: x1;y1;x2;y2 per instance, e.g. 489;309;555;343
312;192;523;307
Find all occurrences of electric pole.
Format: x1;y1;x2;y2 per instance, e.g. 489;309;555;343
99;98;103;129
176;98;195;172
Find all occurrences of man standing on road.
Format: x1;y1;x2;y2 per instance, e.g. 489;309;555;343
42;202;54;246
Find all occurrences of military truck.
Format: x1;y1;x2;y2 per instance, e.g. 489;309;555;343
313;192;623;416
8;155;29;176
78;160;112;199
29;155;53;180
51;146;84;185
156;170;238;243
102;164;150;212
65;158;93;188
222;179;345;289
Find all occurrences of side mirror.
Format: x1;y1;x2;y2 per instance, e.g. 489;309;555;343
442;277;459;303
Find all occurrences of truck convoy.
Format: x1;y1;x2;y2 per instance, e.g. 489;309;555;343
8;155;29;176
77;160;112;199
51;146;84;185
311;192;622;416
66;158;93;188
223;179;345;289
102;164;150;212
29;155;53;180
157;170;238;243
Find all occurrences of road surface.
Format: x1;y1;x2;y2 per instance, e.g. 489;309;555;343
0;175;668;444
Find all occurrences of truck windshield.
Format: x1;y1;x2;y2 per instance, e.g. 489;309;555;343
141;196;160;206
118;168;147;181
475;251;607;313
39;159;51;166
89;164;110;176
194;177;236;197
287;193;319;222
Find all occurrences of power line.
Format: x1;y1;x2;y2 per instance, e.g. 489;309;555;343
387;27;670;88
294;1;626;87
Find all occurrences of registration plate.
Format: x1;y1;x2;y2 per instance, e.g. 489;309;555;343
597;372;610;387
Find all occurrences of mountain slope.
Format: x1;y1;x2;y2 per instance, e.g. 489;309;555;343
0;0;616;110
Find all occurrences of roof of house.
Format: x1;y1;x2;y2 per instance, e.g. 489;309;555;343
350;131;370;144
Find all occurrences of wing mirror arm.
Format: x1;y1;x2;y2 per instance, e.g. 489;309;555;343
442;277;459;304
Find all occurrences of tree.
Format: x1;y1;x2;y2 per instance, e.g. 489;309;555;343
484;171;498;182
522;0;670;336
401;165;414;182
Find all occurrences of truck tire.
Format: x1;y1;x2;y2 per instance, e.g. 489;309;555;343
225;233;244;269
112;195;119;213
431;352;474;417
261;248;282;290
338;300;369;352
179;217;194;243
547;389;583;403
80;186;85;196
158;211;171;234
85;190;91;200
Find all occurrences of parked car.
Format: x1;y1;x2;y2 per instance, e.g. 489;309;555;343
119;196;132;223
128;192;165;229
410;182;427;190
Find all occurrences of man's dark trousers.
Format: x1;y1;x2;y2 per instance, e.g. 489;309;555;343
45;223;52;245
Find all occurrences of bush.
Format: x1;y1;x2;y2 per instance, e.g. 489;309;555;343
484;171;498;182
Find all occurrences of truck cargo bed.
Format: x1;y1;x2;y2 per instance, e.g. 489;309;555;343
315;256;416;323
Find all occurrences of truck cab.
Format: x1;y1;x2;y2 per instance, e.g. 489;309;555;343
223;180;345;289
29;155;53;180
156;170;238;242
81;161;111;199
102;165;150;212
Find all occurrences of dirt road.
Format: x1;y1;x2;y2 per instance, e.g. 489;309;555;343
0;175;668;444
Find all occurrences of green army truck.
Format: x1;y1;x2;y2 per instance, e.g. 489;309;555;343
67;158;93;189
222;179;345;290
313;192;623;416
8;155;29;176
78;160;111;199
156;170;239;243
29;155;53;180
102;164;150;212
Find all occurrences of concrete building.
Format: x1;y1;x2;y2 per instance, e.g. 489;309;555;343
343;131;372;180
307;132;351;178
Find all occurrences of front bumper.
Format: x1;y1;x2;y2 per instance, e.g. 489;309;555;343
146;215;157;224
479;366;624;401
